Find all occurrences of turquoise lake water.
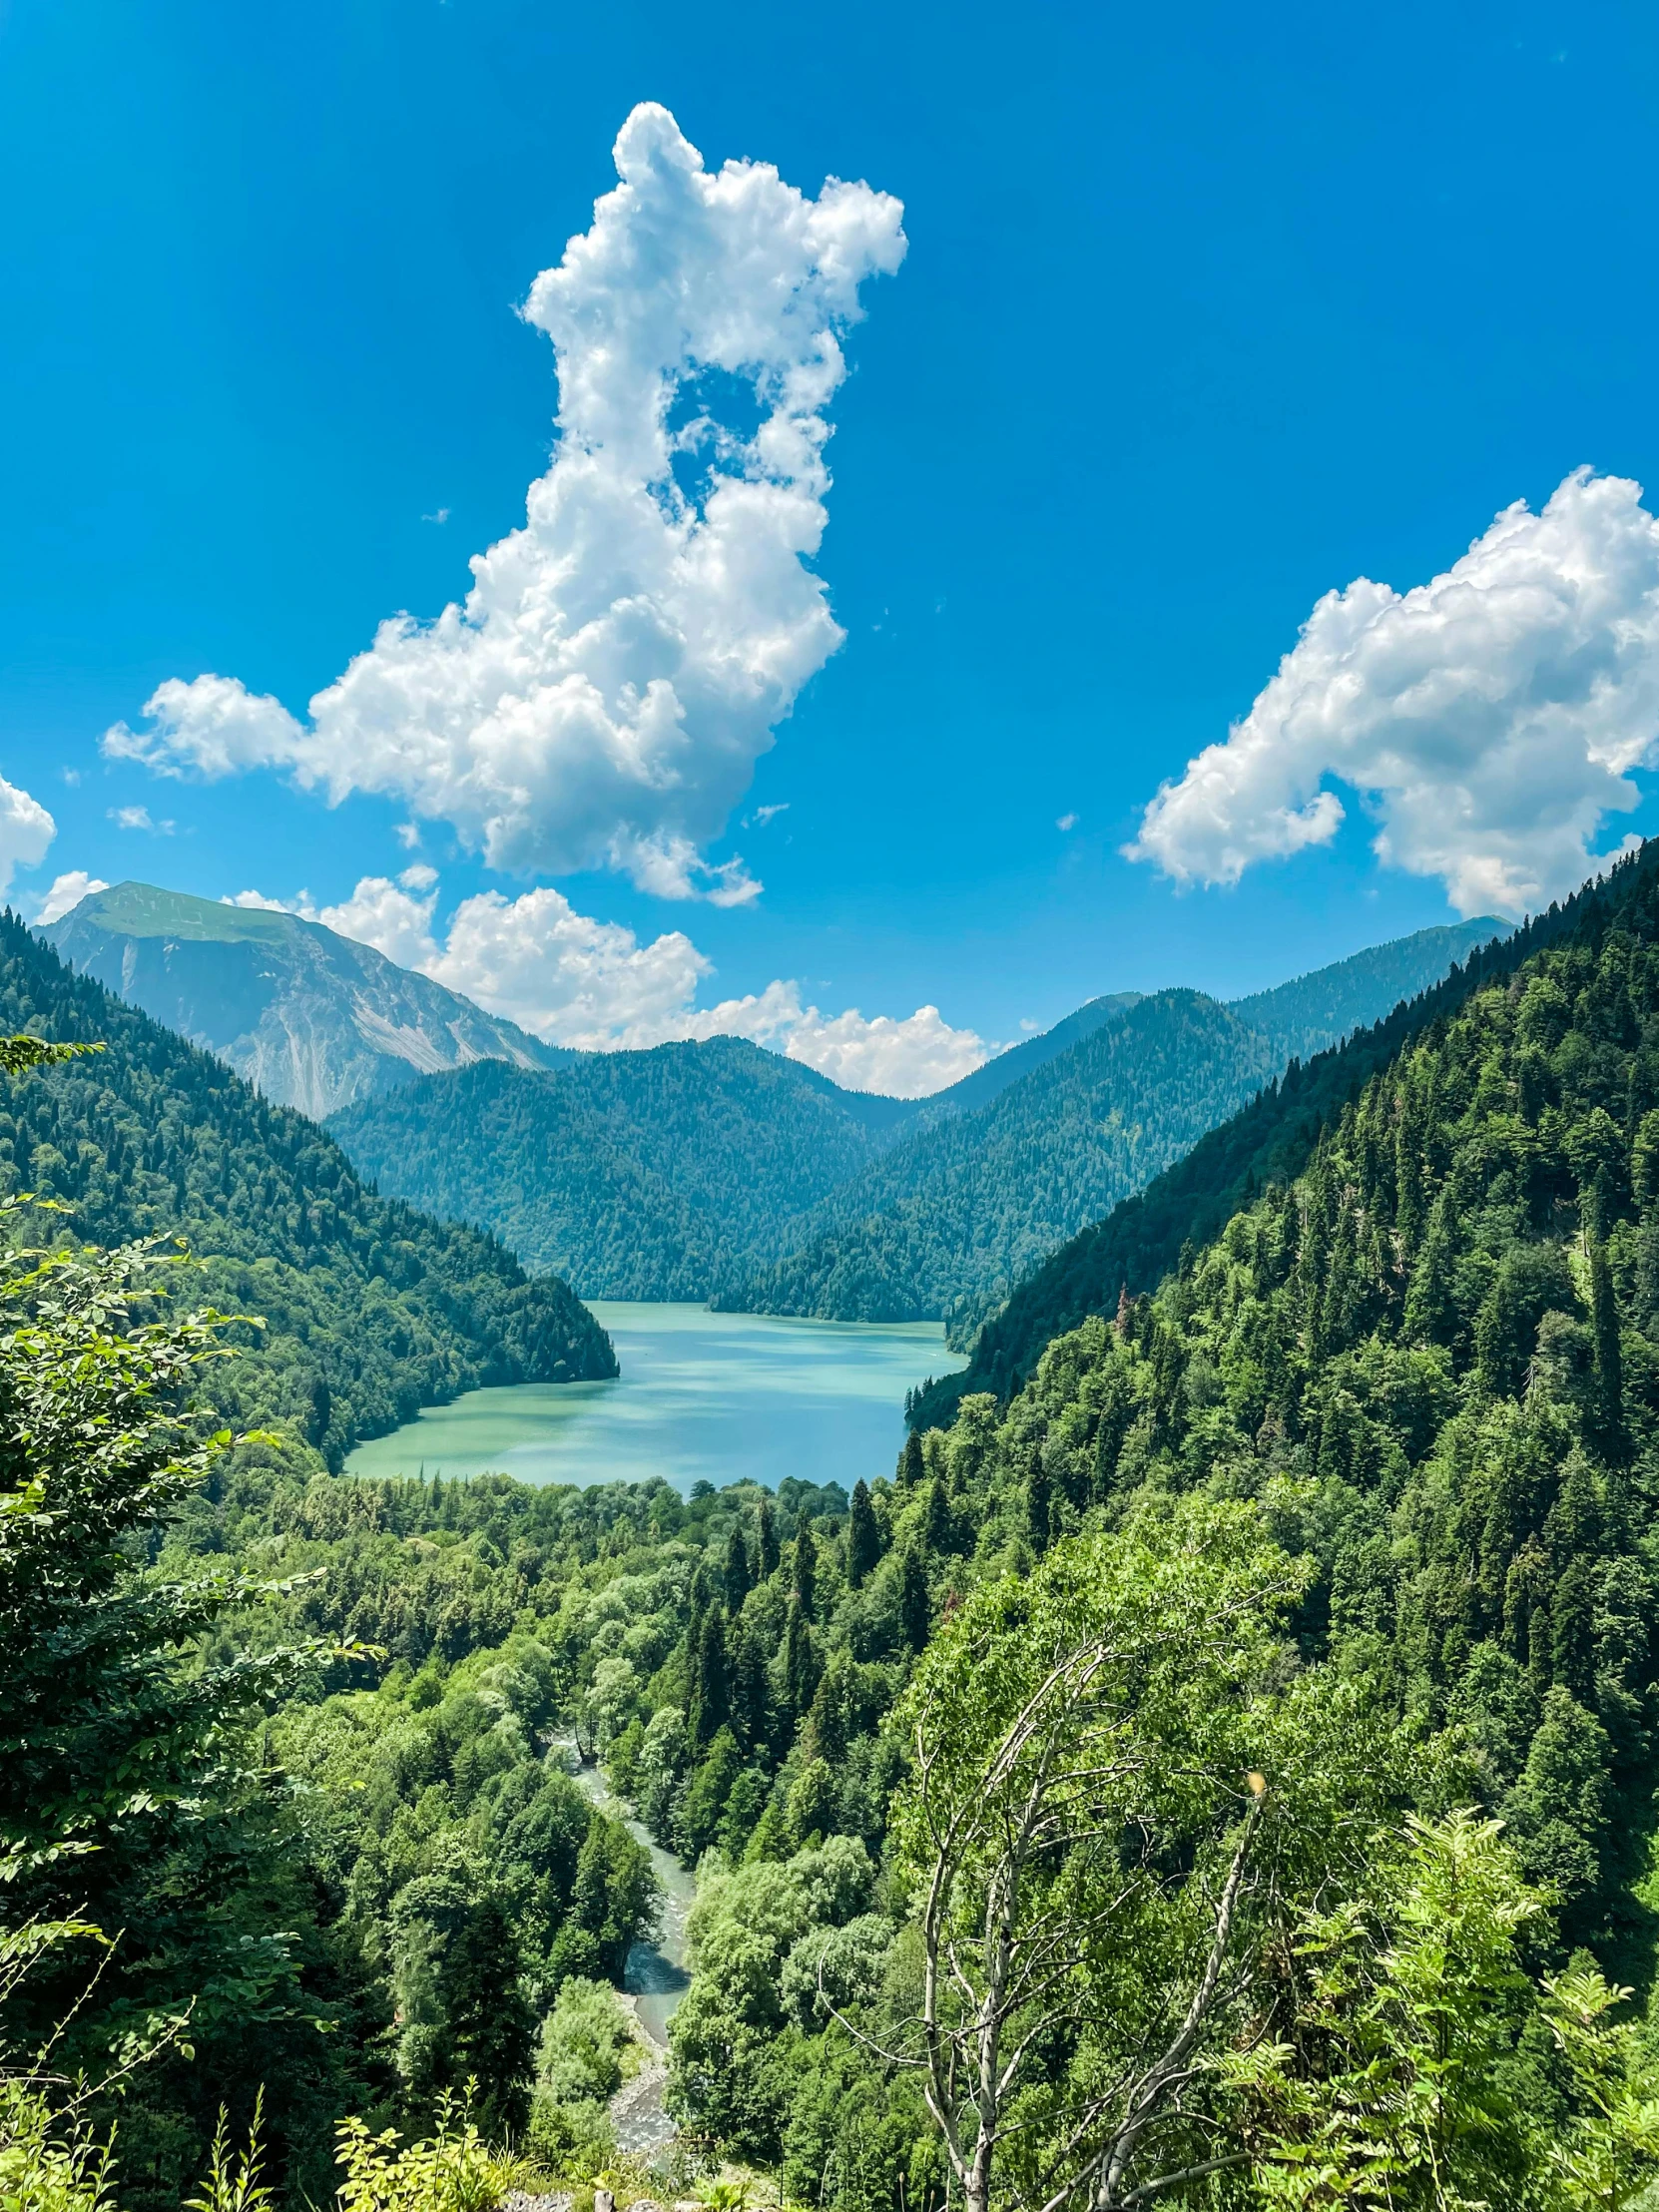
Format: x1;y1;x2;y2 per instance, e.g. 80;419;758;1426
343;1301;960;1495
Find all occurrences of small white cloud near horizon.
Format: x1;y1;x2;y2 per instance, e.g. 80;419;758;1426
36;870;109;924
232;870;985;1097
0;775;56;896
109;804;174;833
105;104;906;906
1127;468;1659;918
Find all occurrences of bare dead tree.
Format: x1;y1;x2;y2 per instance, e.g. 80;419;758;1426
827;1603;1277;2212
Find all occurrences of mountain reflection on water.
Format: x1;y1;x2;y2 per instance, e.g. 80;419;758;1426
344;1301;961;1496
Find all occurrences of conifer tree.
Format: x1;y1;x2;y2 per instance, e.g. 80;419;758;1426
792;1519;818;1621
692;1605;730;1747
724;1524;753;1613
757;1495;781;1577
846;1476;881;1587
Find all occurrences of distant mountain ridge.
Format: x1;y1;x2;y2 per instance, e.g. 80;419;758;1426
327;1036;912;1302
45;881;567;1120
327;917;1512;1337
1228;917;1503;1061
47;880;1517;1348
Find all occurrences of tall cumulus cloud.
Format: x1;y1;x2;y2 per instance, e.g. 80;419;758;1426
106;105;906;903
1128;469;1659;918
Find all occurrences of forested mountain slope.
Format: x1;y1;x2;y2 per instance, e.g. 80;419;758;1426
910;885;1592;1428
714;989;1280;1339
326;1037;913;1300
0;910;614;1462
1230;914;1503;1060
45;880;566;1119
959;848;1659;1963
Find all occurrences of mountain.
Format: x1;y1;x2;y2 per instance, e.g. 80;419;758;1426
325;1037;915;1301
0;909;614;1464
712;989;1279;1338
1229;914;1505;1060
323;918;1522;1337
907;886;1597;1429
44;880;567;1120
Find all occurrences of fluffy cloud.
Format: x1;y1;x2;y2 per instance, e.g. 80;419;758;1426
0;777;55;897
677;981;989;1096
109;106;905;902
35;870;108;924
1128;468;1659;917
235;872;985;1096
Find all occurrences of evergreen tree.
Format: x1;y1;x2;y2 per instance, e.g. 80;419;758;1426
724;1524;754;1613
443;1894;536;2141
691;1604;730;1748
793;1519;818;1621
846;1476;881;1587
757;1496;782;1577
782;1594;820;1720
898;1544;930;1654
897;1431;925;1489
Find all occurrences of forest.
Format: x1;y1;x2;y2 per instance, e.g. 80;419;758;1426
14;847;1659;2207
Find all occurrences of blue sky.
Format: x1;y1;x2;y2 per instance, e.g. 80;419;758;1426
3;0;1656;1091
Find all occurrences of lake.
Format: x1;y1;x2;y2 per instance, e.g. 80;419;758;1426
342;1300;960;1495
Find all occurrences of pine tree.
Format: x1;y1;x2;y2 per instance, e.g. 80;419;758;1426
782;1594;820;1719
923;1473;953;1557
898;1544;930;1653
691;1605;730;1747
724;1525;753;1614
897;1430;925;1488
444;1893;536;2141
793;1519;818;1621
757;1496;781;1578
1589;1235;1624;1454
846;1477;881;1587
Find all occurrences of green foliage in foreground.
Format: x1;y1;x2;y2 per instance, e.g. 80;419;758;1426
0;911;614;1464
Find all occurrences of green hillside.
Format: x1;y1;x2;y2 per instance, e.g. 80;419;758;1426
326;1037;912;1300
714;988;1279;1338
909;883;1591;1429
0;909;614;1463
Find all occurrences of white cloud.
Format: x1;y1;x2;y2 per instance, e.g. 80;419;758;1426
35;870;108;925
105;105;905;903
0;776;55;896
232;871;985;1095
1056;812;1078;831
109;804;173;833
1127;468;1659;918
677;980;988;1096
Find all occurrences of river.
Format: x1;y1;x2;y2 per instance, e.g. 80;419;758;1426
558;1751;696;2153
344;1301;959;1495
